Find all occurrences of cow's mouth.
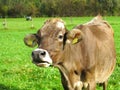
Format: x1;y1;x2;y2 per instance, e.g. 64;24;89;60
32;60;52;67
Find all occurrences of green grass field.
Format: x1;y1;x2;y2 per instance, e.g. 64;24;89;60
0;16;120;90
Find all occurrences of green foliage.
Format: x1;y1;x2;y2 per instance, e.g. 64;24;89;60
0;17;120;90
0;0;120;17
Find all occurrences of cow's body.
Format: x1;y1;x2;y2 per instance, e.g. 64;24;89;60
24;15;116;90
57;19;116;90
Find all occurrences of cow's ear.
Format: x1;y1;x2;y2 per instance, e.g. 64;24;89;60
24;34;38;47
67;29;83;44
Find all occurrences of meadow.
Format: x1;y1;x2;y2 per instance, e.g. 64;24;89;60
0;16;120;90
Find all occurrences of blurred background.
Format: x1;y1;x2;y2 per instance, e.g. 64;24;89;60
0;0;120;18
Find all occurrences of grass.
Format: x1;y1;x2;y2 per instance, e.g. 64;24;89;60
0;16;120;90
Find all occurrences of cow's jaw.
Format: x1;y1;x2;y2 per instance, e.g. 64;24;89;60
32;48;53;67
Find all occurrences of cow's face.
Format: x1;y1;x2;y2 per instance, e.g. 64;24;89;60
24;18;83;67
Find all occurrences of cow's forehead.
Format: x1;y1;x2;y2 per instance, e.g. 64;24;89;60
40;18;65;36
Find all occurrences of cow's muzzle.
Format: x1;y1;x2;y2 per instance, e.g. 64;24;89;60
31;48;52;67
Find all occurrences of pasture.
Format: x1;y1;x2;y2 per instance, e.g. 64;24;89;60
0;16;120;90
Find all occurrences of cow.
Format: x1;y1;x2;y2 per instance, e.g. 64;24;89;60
24;15;116;90
26;16;32;21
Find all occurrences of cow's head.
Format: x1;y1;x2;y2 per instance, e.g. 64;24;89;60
24;18;83;67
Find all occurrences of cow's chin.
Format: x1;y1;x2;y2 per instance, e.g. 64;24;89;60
36;63;51;67
33;62;51;67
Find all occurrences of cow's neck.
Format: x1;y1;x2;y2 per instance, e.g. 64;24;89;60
56;63;73;90
56;62;83;90
54;44;84;90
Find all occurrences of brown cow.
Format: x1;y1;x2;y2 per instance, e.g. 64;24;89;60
24;15;116;90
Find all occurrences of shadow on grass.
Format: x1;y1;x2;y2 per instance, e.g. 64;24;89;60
0;84;24;90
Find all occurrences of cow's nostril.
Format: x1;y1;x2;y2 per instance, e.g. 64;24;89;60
31;52;35;57
40;51;46;56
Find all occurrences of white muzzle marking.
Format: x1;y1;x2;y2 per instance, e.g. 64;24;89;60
33;48;53;67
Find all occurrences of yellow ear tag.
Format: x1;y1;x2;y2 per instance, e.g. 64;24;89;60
72;38;78;44
27;40;33;46
26;39;37;47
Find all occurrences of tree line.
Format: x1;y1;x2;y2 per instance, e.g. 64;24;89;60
0;0;120;18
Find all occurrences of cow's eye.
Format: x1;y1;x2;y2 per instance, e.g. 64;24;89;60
58;35;63;39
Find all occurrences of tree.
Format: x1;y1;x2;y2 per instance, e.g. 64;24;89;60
0;0;120;17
